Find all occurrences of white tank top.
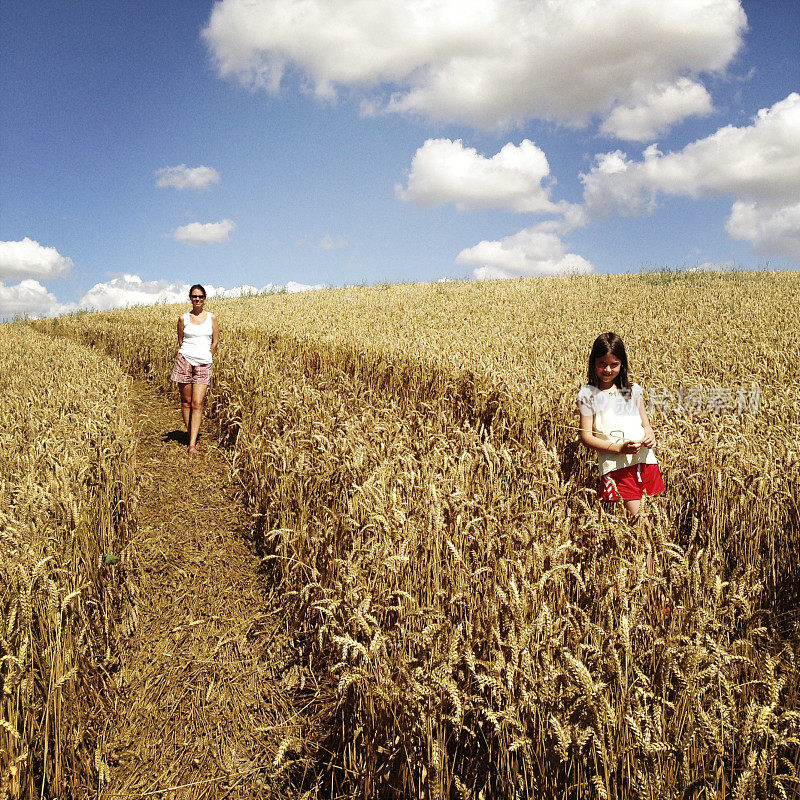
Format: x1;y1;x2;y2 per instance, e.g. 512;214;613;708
179;312;213;366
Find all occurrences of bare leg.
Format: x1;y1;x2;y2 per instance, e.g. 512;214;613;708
627;500;663;608
623;497;652;569
188;382;209;451
624;498;641;517
179;383;192;430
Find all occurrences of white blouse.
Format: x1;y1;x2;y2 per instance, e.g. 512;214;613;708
576;383;658;475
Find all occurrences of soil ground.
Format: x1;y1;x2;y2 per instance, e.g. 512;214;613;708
100;381;305;799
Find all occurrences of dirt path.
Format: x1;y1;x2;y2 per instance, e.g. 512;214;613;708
101;381;303;799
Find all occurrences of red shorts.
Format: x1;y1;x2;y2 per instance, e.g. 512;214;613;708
170;354;213;385
599;463;664;502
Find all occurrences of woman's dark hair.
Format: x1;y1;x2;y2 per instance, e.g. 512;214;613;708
189;284;206;299
587;332;630;389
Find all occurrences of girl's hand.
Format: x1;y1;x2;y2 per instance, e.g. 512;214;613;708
637;399;657;449
619;440;642;454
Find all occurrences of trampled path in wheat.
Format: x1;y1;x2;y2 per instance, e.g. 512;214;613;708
101;381;298;800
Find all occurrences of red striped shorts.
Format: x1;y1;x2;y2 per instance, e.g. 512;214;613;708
599;463;664;502
170;354;213;385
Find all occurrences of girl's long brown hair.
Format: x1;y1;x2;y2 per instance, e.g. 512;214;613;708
587;332;630;390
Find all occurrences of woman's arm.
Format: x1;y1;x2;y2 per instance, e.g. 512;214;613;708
637;396;656;448
176;315;184;347
578;411;641;455
210;314;219;357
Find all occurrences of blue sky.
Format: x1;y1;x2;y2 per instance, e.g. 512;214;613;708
1;0;798;318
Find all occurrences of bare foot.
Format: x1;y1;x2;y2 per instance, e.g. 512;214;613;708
188;444;199;454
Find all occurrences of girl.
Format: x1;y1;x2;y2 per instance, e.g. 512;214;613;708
170;284;219;454
576;332;664;516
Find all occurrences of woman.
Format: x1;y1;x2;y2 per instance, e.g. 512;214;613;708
170;284;219;453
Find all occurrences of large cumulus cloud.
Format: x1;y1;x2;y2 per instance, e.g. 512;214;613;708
582;93;800;258
0;238;73;281
202;0;745;130
456;225;593;279
398;138;591;278
397;138;564;213
0;280;70;320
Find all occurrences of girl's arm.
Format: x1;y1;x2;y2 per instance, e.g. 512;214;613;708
578;411;641;455
637;396;656;448
176;316;184;347
210;314;219;357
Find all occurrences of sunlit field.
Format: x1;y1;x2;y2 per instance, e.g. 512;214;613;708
20;270;800;798
0;325;136;799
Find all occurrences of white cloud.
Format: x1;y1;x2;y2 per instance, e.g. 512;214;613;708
155;165;221;190
585;94;800;213
319;234;348;250
0;238;73;280
76;275;251;310
397;137;591;277
76;274;324;312
213;284;262;297
203;0;745;129
456;224;594;279
687;262;734;272
583;93;800;257
297;234;349;249
0;273;325;320
583;149;656;217
0;280;71;321
726;200;800;258
398;138;562;213
600;78;713;141
210;281;326;295
172;219;236;246
78;275;191;311
285;281;325;292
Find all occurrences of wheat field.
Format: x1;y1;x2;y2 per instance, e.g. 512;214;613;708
0;324;136;799
16;269;800;798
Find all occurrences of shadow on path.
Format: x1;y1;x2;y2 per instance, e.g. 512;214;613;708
163;428;190;446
